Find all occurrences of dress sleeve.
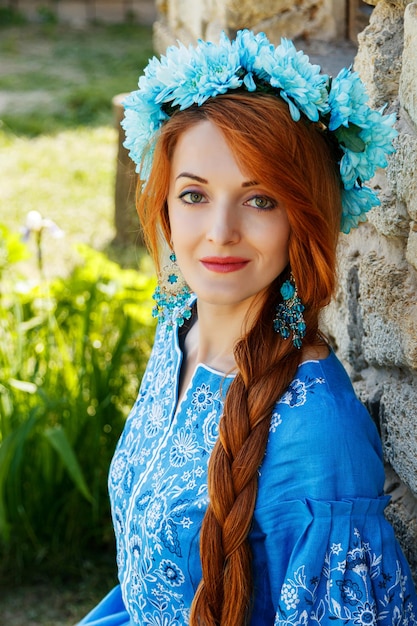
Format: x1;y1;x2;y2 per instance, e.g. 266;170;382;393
251;357;417;625
76;585;130;625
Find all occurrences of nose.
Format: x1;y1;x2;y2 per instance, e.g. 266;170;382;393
206;203;240;245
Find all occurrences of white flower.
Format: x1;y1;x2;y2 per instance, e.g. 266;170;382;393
23;210;64;238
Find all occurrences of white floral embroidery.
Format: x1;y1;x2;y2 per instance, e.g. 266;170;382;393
192;383;213;411
274;530;417;625
180;517;193;528
169;428;199;467
279;376;325;408
270;410;283;432
110;451;128;484
281;581;301;610
202;409;219;447
144;402;167;438
330;543;343;555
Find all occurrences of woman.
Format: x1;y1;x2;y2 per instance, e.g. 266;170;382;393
78;31;417;625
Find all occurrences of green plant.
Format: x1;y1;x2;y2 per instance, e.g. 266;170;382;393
0;7;26;26
37;5;58;24
0;232;156;581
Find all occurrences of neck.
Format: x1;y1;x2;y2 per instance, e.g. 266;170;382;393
185;297;262;374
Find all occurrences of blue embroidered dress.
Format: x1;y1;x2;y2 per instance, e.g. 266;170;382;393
78;313;417;626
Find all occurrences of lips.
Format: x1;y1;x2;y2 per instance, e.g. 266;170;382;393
200;256;250;273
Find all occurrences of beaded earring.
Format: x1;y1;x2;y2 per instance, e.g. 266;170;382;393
273;274;306;349
152;252;192;330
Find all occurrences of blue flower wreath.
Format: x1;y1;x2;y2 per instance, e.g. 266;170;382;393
122;30;397;234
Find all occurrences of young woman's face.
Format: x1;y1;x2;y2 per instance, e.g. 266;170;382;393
167;120;291;310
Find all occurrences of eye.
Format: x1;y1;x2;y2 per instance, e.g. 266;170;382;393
245;195;277;211
179;191;206;204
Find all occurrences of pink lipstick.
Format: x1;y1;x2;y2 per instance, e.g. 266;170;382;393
200;256;249;273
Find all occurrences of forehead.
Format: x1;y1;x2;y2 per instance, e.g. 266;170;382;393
170;120;247;182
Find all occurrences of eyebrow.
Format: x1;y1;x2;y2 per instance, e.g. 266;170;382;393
176;172;208;183
176;172;258;187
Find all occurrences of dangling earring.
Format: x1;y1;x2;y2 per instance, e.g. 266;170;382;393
152;251;192;330
273;273;306;349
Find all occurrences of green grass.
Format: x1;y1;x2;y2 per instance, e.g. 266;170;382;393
0;126;123;278
0;22;154;276
0;22;154;135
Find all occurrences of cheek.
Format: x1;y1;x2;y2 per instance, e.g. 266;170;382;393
169;204;205;247
167;202;182;243
168;210;195;259
258;221;290;258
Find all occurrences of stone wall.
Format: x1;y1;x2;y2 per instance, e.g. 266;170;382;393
153;0;342;52
324;0;417;581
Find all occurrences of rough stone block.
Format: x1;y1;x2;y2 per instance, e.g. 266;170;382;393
257;7;336;42
363;313;405;366
153;20;177;52
384;464;417;584
380;379;417;495
400;292;417;368
355;1;405;107
387;122;417;222
322;232;379;376
358;252;417;369
223;0;336;39
406;224;417;271
366;167;410;239
225;0;296;26
156;0;168;15
400;3;417;127
168;0;206;40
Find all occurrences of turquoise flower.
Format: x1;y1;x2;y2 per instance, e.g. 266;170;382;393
340;140;389;189
122;98;166;178
341;186;380;234
340;148;366;189
234;29;274;91
327;67;397;225
358;107;397;167
256;38;329;122
183;38;242;106
337;105;397;189
328;68;369;131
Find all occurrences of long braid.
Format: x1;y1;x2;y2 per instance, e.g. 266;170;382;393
190;285;320;625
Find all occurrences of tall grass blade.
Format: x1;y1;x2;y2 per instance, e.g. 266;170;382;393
44;425;93;503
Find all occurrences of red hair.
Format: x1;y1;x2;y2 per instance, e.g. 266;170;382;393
137;93;342;625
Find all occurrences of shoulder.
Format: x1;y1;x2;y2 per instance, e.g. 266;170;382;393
272;351;372;434
257;351;385;503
